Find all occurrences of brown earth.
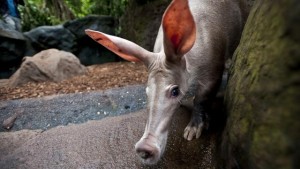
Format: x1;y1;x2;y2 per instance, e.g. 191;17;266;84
0;62;148;101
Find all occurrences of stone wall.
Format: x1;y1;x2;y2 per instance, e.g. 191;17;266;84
221;0;300;168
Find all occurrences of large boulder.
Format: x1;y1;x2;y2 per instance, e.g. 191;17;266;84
221;0;300;169
8;49;87;87
24;25;76;54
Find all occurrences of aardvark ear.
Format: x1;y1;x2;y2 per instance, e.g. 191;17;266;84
162;0;196;62
85;29;153;65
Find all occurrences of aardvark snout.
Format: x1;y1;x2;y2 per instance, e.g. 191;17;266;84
135;134;161;165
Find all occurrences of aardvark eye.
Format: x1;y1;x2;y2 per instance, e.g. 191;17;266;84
171;86;180;97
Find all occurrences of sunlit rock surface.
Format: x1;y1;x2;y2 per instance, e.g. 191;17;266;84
8;49;87;87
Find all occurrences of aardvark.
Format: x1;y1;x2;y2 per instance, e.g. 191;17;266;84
86;0;249;165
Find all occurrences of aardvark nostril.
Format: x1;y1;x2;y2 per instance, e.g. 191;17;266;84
135;142;158;161
136;149;153;159
135;134;161;164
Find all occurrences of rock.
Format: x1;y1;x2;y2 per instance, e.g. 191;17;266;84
0;20;12;30
221;0;300;169
24;25;76;53
120;0;170;51
8;49;87;87
0;26;27;78
23;15;118;66
2;113;18;130
0;26;25;40
64;15;118;65
64;15;116;39
73;35;118;66
0;79;9;87
0;15;119;79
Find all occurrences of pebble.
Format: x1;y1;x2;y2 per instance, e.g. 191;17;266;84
2;114;18;130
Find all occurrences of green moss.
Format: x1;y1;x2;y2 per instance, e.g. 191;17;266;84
252;125;291;169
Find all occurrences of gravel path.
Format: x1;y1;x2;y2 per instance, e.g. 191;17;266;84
0;85;146;132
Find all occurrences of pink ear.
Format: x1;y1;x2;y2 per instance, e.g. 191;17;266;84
162;0;196;60
85;30;141;62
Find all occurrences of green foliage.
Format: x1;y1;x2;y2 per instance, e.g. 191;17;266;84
19;0;129;31
90;0;129;18
19;0;61;32
65;0;91;18
65;0;129;18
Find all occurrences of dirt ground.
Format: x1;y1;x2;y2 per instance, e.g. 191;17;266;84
0;62;148;101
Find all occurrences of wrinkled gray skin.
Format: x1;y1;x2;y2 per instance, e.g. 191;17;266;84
86;0;249;165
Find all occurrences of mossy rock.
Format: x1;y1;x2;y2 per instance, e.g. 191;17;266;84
222;0;300;169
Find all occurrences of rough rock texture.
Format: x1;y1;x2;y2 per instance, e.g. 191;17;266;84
0;27;28;78
64;15;116;39
221;0;300;169
24;25;76;54
0;107;216;169
8;49;87;87
0;20;12;30
64;15;119;65
120;0;170;51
